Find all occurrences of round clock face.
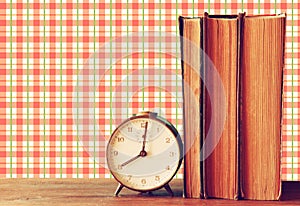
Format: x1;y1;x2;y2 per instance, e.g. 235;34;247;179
106;114;183;192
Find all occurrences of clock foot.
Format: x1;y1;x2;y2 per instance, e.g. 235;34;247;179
164;184;174;197
114;183;124;196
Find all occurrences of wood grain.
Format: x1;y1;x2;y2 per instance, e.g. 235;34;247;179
204;15;239;200
240;14;286;200
0;179;299;205
179;17;202;198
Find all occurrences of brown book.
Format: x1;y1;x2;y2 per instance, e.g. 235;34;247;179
240;14;286;200
179;16;203;198
203;13;242;200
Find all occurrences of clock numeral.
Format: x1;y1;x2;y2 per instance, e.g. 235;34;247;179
127;127;132;132
155;176;160;181
165;137;170;143
157;127;160;132
169;151;175;157
141;179;146;184
117;137;124;142
113;151;118;156
166;165;171;170
117;165;123;170
128;175;132;181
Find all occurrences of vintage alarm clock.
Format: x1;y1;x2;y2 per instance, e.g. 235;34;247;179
106;111;183;196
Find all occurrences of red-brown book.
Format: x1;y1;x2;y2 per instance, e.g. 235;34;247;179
203;13;242;200
179;16;203;199
240;13;286;200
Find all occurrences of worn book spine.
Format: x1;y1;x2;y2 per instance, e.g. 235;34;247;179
203;13;242;200
179;16;203;199
240;14;286;200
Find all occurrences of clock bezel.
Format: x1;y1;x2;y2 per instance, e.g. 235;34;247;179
106;112;183;193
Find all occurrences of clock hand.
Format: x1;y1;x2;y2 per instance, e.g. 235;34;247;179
120;154;141;167
141;121;148;152
121;122;149;168
120;148;148;167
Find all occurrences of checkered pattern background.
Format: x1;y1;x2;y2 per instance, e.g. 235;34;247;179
0;1;299;180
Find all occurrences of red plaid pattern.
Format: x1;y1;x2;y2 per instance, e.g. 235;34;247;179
0;1;299;180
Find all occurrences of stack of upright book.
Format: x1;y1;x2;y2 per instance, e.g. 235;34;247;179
180;13;286;200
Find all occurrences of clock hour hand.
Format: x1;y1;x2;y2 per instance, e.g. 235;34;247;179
141;121;148;152
121;122;149;167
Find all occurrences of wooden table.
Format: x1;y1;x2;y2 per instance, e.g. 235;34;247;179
0;179;299;205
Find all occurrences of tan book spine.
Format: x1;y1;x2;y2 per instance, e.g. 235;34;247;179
203;13;240;200
179;16;203;199
240;13;286;200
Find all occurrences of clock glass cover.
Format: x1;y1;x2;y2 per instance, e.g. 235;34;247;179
106;112;183;192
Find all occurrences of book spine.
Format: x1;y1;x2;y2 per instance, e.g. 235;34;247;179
236;12;245;200
178;16;186;198
202;12;208;200
199;17;204;199
179;16;202;199
278;13;287;201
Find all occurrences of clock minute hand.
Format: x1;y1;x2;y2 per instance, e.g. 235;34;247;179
120;146;148;167
141;121;148;152
120;154;141;167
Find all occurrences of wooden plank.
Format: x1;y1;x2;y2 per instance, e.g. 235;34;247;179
0;179;298;205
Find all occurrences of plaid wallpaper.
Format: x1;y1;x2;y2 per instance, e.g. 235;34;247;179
0;1;299;180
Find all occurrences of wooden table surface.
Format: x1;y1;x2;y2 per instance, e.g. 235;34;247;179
0;179;299;205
